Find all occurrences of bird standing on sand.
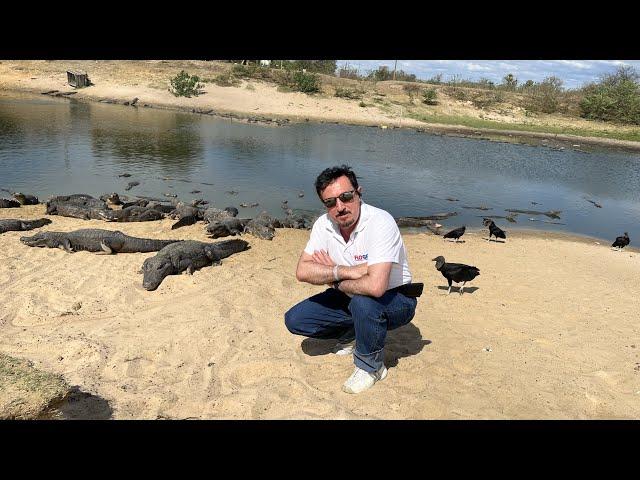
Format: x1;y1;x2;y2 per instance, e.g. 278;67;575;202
443;226;466;242
611;232;630;251
483;218;507;242
432;256;480;295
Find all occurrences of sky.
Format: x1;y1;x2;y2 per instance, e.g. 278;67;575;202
336;60;640;90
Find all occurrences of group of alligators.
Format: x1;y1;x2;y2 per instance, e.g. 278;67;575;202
1;190;313;290
3;188;629;291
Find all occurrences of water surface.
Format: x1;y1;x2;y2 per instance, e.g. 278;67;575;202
1;91;639;242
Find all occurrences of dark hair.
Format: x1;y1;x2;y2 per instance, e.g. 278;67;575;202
315;165;360;198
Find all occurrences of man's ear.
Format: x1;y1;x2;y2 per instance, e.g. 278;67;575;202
357;186;363;196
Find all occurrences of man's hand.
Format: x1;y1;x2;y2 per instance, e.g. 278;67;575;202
312;250;335;267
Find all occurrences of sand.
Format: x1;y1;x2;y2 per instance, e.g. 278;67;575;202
1;204;639;419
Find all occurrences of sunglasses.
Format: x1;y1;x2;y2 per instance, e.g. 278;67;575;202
321;190;356;208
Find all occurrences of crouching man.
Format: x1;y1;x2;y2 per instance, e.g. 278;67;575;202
284;165;421;394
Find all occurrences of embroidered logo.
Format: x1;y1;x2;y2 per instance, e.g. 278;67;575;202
354;254;368;261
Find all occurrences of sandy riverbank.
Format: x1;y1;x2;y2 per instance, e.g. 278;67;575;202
1;205;638;419
2;60;640;152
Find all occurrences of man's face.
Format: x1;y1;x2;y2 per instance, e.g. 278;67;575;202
320;175;362;230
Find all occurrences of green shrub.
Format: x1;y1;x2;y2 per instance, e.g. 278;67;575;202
335;87;363;100
291;71;320;93
523;76;564;114
471;90;504;109
169;70;204;97
422;88;438;105
579;66;640;125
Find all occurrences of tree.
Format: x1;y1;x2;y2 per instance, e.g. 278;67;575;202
502;73;518;90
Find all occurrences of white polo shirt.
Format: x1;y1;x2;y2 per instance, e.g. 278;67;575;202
304;201;412;290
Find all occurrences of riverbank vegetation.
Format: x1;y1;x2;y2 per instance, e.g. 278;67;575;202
206;61;640;142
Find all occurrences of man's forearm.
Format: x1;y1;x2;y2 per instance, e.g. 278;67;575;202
338;274;387;298
297;262;367;285
297;261;336;285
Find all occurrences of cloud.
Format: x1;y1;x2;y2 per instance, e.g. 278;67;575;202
556;60;593;70
466;63;492;71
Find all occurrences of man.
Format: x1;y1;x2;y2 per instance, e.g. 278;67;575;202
284;165;419;394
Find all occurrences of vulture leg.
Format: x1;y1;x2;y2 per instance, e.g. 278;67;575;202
447;279;452;295
460;281;466;295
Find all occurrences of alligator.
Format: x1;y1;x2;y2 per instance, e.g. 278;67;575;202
0;198;22;208
20;229;181;254
12;193;39;205
141;239;250;290
100;193;124;206
461;205;493;211
505;209;561;219
243;212;281;240
55;204;107;220
476;214;518;223
394;217;442;235
124;181;140;191
97;206;165;222
170;205;204;230
46;194;109;216
0;218;51;234
206;218;250;238
397;212;458;222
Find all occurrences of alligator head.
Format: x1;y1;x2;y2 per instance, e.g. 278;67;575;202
20;232;59;248
141;256;174;291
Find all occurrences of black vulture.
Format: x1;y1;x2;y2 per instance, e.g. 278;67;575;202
432;256;480;295
611;232;630;251
443;226;466;242
482;218;506;242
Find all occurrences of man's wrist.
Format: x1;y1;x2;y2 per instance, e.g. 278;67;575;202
332;264;340;282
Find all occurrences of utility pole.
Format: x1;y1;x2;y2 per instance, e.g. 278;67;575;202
393;60;397;81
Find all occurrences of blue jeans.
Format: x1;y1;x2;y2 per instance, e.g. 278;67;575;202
284;288;418;373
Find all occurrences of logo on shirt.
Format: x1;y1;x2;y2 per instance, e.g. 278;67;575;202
354;253;368;261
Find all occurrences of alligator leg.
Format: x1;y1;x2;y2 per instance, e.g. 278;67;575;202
61;238;74;253
98;241;113;255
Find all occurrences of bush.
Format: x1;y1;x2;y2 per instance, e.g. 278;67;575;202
444;86;468;101
169;70;204;97
523;76;564;114
212;73;240;87
291;71;320;93
579;66;640;125
471;90;504;109
422;88;438;105
335;87;363;100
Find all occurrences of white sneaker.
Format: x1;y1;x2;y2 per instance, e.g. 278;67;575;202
332;340;355;356
341;366;388;394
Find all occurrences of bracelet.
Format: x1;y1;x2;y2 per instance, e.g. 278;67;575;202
333;265;340;282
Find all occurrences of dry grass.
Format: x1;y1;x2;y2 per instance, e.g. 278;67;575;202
0;353;70;419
